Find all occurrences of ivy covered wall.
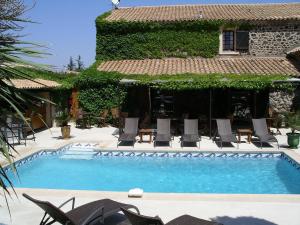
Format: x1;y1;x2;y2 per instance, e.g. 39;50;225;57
95;13;222;60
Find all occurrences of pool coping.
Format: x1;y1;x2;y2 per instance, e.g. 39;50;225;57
4;142;300;167
3;142;300;198
12;188;300;203
2;142;300;164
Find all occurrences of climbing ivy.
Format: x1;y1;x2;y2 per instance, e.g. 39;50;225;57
95;12;222;60
75;62;292;91
95;12;255;60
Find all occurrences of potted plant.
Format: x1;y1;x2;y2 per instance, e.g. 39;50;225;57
285;111;300;149
55;110;71;139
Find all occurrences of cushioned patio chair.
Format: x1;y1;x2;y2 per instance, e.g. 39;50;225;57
213;119;238;149
121;207;220;225
23;193;140;225
118;117;139;147
154;118;172;147
181;119;201;148
252;118;279;149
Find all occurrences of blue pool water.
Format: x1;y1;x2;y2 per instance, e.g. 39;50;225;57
6;149;300;194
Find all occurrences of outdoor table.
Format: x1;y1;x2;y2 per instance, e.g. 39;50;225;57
237;128;253;143
139;129;153;143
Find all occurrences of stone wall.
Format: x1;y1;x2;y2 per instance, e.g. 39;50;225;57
249;22;300;56
269;86;300;113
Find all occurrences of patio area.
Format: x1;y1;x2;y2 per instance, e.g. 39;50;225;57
1;123;300;225
1;188;300;225
3;122;300;163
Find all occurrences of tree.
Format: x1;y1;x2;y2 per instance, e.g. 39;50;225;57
0;0;48;209
76;55;84;71
67;56;75;71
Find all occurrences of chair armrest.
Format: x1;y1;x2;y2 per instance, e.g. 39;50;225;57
81;206;104;225
58;197;76;210
39;197;76;225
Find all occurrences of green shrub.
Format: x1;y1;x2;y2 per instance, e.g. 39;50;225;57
77;83;126;115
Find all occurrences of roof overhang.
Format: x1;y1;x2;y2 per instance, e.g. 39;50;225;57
99;57;300;77
4;78;61;90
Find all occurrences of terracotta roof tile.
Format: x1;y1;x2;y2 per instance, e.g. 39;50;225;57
98;57;300;76
6;79;61;89
106;3;300;22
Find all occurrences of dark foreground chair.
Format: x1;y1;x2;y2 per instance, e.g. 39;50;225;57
252;118;279;149
121;207;220;225
23;193;140;225
154;118;172;147
214;119;238;149
181;119;201;148
118;117;139;147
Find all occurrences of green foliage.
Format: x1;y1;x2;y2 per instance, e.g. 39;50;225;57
0;0;53;207
55;110;70;127
95;12;258;60
75;62;121;87
52;89;72;111
285;111;300;133
96;13;222;60
77;63;291;91
76;65;126;114
74;63;291;117
77;85;126;115
96;12;222;34
96;30;219;60
126;73;292;91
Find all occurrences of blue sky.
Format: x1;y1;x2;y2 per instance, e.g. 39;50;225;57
23;0;299;70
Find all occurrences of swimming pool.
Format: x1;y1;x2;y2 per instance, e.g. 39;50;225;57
6;145;300;194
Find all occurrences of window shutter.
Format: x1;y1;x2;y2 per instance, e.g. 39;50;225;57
236;31;249;50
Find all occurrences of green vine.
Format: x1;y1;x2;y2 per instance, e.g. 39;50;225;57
77;85;126;115
75;62;292;91
96;12;223;60
95;12;257;60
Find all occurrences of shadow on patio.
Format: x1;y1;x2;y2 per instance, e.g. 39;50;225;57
214;216;278;225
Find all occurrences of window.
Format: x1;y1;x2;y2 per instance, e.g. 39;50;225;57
236;31;249;51
223;31;234;51
221;30;249;53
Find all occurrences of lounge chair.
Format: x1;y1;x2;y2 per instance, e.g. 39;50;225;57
118;117;139;147
121;207;220;225
23;193;140;225
252;118;279;149
214;119;238;149
181;119;201;148
154;118;172;147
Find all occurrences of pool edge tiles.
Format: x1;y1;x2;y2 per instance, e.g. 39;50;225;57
4;143;300;173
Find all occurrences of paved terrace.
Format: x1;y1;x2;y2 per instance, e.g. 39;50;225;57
1;123;300;225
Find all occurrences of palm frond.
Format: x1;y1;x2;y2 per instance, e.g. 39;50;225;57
0;0;53;213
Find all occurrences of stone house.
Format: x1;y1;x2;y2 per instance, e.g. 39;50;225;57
96;3;300;129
